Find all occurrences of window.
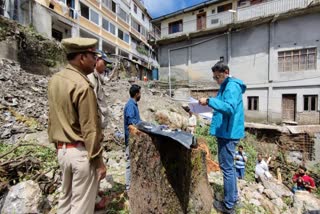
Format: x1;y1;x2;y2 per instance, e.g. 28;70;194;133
102;17;116;35
304;95;318;111
211;19;219;24
102;18;109;31
168;20;183;34
134;4;137;13
80;2;89;19
52;29;63;41
118;29;130;43
90;9;99;25
278;48;317;72
110;22;116;35
102;0;110;10
112;1;116;13
102;0;115;13
124;33;129;43
141;27;146;37
217;3;232;13
102;0;108;8
118;7;129;23
248;96;259;111
80;3;99;25
131;19;140;32
142;13;145;21
118;29;123;40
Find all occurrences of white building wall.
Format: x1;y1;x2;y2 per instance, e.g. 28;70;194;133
130;0;150;31
158;12;320;124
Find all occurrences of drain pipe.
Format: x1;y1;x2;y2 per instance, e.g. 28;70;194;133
267;17;277;123
267;22;271;123
168;48;172;97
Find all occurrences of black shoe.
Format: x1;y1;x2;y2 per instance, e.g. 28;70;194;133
234;199;243;208
213;200;235;214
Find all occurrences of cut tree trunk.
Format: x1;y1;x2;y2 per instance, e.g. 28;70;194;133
128;126;213;214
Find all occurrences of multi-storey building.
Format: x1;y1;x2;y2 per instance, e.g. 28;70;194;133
152;0;320;125
2;0;160;73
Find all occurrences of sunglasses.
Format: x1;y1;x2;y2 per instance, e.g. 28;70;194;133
213;74;224;80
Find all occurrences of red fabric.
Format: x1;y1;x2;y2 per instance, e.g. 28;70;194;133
293;174;316;192
56;142;84;149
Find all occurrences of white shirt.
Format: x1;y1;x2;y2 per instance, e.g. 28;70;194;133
255;160;269;178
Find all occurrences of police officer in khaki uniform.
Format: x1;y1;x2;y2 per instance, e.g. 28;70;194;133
87;50;112;129
48;38;106;214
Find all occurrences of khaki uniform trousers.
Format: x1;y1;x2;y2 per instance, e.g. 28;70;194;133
57;145;98;214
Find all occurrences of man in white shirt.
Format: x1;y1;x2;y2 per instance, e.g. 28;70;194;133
255;153;272;182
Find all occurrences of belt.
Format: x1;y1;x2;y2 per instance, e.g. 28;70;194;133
56;141;84;149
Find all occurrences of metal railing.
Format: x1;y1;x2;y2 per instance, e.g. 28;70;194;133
148;25;161;40
160;11;233;38
159;0;312;39
131;43;150;61
237;0;312;21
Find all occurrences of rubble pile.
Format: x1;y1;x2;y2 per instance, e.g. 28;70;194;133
99;80;189;149
0;58;192;213
0;58;49;141
0;58;190;145
209;171;320;214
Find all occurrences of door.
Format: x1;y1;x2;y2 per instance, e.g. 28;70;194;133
197;12;206;30
282;94;296;121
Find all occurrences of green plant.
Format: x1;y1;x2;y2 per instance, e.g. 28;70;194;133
195;125;218;161
283;196;293;207
136;45;148;56
315;187;320;198
0;140;58;171
195;125;258;181
239;135;258;182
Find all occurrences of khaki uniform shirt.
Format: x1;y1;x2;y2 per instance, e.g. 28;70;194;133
48;64;103;160
87;70;108;128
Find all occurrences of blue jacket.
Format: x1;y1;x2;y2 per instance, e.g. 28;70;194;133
124;98;141;145
208;77;246;140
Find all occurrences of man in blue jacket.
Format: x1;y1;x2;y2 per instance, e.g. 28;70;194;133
124;84;142;192
199;62;246;214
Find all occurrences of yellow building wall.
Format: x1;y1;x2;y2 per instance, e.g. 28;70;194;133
87;0;100;10
79;16;100;35
118;19;130;32
101;7;117;23
101;30;117;43
118;39;130;50
34;0;147;55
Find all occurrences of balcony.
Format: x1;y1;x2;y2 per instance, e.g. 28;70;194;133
158;0;313;40
237;0;313;21
36;0;78;20
131;42;150;62
148;25;161;41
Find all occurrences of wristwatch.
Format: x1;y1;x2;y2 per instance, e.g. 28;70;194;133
206;98;209;105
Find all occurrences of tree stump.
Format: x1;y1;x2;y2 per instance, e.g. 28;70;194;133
128;126;213;214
